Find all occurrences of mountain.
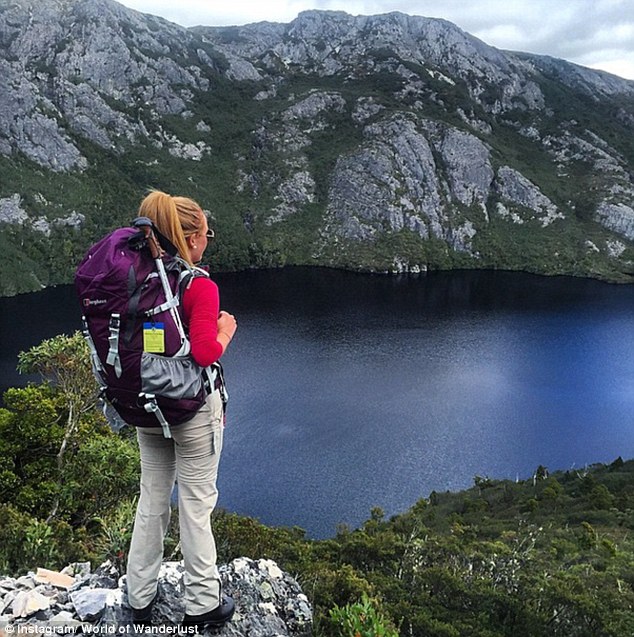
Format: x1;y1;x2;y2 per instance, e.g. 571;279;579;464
1;0;634;295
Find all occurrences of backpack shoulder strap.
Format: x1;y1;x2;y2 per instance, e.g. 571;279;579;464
177;261;210;296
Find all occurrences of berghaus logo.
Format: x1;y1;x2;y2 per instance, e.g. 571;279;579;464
83;298;107;307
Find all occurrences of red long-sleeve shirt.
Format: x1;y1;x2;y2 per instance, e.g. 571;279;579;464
182;276;223;367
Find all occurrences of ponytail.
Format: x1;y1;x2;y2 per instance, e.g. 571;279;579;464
138;190;204;266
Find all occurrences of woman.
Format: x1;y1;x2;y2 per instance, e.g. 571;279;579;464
126;190;237;629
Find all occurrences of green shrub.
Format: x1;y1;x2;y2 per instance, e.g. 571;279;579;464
329;593;399;637
93;497;138;574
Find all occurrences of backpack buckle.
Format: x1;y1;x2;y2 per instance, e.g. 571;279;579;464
140;393;172;439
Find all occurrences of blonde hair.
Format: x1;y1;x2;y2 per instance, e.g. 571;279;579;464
138;190;205;266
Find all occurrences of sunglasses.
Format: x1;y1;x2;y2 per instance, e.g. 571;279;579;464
205;229;215;239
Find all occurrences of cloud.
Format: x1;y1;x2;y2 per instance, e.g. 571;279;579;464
120;0;307;26
580;49;634;81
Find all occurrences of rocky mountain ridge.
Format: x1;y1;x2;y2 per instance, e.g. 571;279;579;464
0;0;633;294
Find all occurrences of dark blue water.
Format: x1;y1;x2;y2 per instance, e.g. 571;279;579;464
1;268;633;538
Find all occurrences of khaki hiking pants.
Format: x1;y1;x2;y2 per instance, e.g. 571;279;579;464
126;390;224;615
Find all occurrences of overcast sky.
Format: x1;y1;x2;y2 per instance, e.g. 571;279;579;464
116;0;634;81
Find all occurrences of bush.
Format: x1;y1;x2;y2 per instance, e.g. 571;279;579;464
92;497;138;574
60;434;140;526
329;594;399;637
0;504;88;573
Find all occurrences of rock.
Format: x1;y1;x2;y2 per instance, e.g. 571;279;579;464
284;91;346;122
0;195;28;225
0;577;17;593
607;239;627;258
220;50;263;81
352;97;384;124
596;202;634;240
216;558;312;637
34;568;75;590
149;562;186;625
0;559;312;635
69;587;113;621
495;202;525;225
83;561;120;590
423;121;494;207
0;0;218;170
324;113;440;242
320;113;496;255
0;61;88;172
495;166;564;227
203;10;547;113
524;54;634;98
52;212;85;230
48;610;84;629
10;590;51;618
14;576;35;590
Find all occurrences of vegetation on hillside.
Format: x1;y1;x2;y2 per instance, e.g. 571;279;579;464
1;334;632;635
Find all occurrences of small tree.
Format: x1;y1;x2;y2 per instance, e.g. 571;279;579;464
0;332;140;572
17;332;101;521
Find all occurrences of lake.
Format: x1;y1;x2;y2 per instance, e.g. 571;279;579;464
1;267;633;538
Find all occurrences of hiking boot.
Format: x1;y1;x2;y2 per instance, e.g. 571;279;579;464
131;593;157;625
182;595;235;629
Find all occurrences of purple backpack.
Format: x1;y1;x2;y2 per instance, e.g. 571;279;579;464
75;218;216;437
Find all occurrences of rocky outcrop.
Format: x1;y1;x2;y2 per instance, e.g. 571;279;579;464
323;115;493;252
495;167;564;227
200;10;545;114
0;0;221;170
596;202;634;241
0;559;312;635
0;195;28;225
519;54;634;98
0;195;85;236
324;114;441;243
0;60;88;171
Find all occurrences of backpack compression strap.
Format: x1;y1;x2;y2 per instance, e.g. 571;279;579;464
141;393;173;439
106;314;123;377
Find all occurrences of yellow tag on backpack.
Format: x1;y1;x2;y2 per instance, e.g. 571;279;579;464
143;322;165;353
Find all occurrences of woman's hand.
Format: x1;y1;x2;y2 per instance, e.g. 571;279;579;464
217;310;237;341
